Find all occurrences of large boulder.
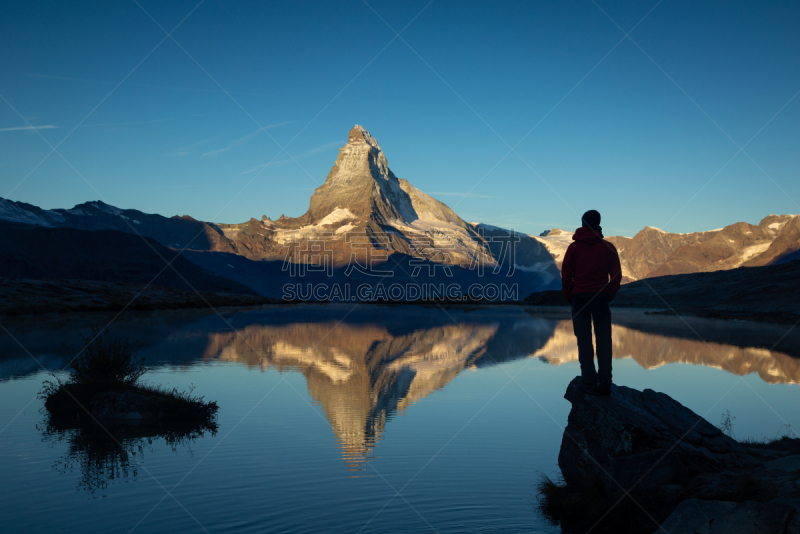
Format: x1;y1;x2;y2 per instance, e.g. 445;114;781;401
554;377;800;533
558;376;756;496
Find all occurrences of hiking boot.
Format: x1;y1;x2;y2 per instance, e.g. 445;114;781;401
596;381;611;396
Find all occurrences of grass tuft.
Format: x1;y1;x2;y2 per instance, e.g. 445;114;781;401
40;327;217;428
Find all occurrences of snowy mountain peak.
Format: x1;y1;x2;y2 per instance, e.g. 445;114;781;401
304;125;412;222
316;126;478;230
348;125;382;151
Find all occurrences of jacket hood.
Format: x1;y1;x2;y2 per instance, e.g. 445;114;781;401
573;226;604;245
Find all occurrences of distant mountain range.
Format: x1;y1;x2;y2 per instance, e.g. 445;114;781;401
1;124;798;303
535;214;800;283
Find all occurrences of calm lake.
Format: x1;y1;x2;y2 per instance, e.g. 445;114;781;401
1;304;799;533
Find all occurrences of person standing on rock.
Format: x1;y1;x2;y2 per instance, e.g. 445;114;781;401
561;210;622;396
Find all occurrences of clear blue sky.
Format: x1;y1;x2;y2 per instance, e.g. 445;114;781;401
1;0;798;236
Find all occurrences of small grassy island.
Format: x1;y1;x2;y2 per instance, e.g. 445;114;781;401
41;327;218;432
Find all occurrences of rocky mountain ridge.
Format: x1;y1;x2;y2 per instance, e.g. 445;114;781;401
2;124;797;297
0;197;235;249
534;213;800;283
0;125;559;295
259;125;508;271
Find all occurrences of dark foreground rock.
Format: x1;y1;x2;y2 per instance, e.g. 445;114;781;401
559;377;756;496
550;377;800;533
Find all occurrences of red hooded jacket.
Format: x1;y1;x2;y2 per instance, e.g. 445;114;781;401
561;226;622;302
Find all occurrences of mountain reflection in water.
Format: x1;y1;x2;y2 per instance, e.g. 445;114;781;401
1;306;796;473
200;322;502;468
535;322;800;385
189;309;800;469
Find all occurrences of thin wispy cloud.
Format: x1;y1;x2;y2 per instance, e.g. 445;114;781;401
25;72;271;97
25;72;109;83
203;121;293;157
0;125;58;132
240;162;273;174
429;191;496;199
204;130;261;157
80;118;170;128
239;141;341;174
304;141;341;155
176;137;217;156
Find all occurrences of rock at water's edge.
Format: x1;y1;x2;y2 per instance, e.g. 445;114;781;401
558;376;754;496
555;377;800;533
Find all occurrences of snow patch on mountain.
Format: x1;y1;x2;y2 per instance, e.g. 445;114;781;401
221;226;242;240
392;219;464;233
532;229;574;267
737;242;772;265
277;209;360;243
335;223;357;234
0;201;64;226
318;208;355;226
392;219;497;266
90;201;122;215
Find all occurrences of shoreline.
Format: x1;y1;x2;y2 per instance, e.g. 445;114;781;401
2;276;797;327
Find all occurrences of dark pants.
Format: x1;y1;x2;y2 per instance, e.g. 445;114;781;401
571;292;612;385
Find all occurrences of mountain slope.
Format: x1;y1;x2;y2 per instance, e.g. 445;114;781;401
611;259;800;323
305;125;415;223
0;220;255;295
531;229;574;270
0;197;234;253
260;125;548;274
171;125;556;283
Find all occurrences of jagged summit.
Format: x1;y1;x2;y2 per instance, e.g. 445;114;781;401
0;124;561;289
302;125;409;223
262;124;523;271
347;124;381;150
301;125;474;232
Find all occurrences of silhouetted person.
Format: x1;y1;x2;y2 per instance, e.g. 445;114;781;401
561;210;621;395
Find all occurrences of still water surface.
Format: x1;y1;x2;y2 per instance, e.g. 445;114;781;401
1;304;799;533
